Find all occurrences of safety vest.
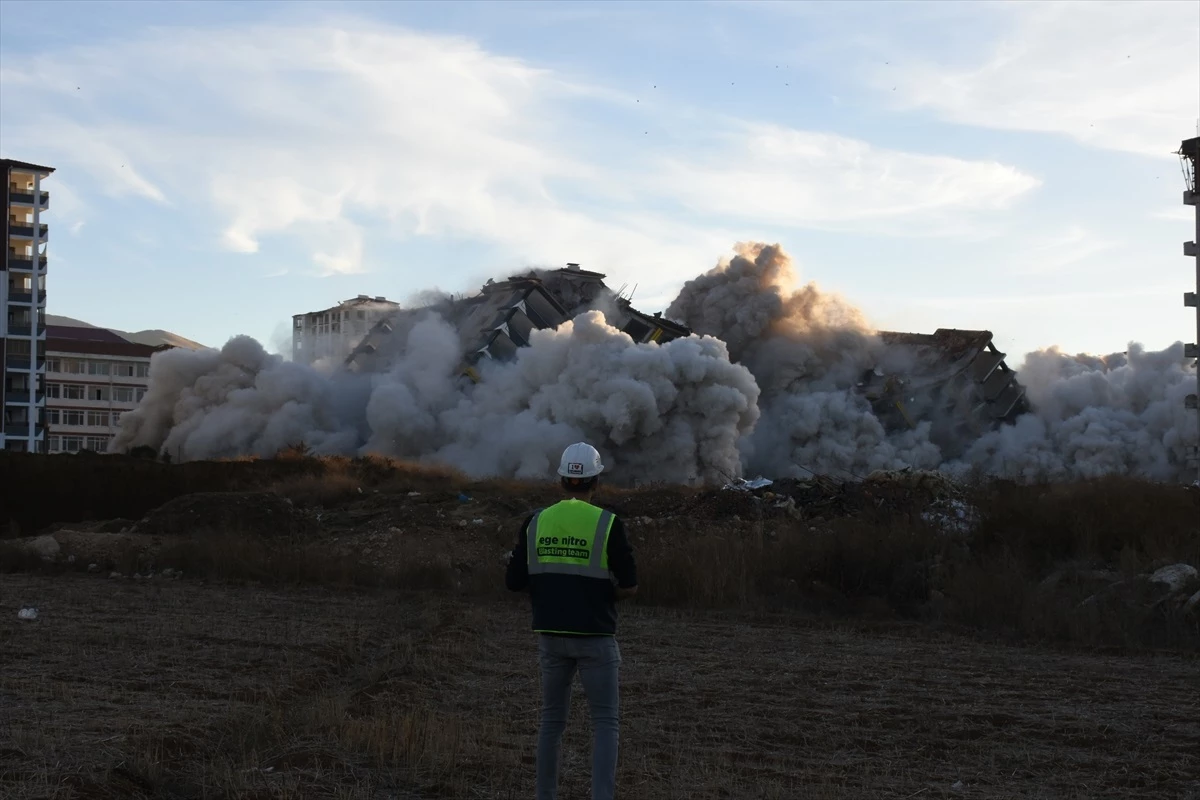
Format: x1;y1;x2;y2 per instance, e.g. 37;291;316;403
527;499;614;579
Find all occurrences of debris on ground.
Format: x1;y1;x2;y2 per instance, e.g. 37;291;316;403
1149;563;1199;593
723;477;773;491
17;607;38;621
134;491;312;537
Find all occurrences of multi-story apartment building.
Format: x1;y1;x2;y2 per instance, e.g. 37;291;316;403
42;323;168;454
2;158;54;453
292;294;400;365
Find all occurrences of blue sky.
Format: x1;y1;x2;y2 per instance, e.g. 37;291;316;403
1;0;1197;363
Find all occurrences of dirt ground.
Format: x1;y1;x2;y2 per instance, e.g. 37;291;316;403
2;575;1197;800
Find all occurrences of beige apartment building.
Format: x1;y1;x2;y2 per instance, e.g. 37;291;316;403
292;294;400;366
42;324;166;454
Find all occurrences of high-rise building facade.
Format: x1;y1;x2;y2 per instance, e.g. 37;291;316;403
2;159;54;453
42;324;167;454
292;295;400;365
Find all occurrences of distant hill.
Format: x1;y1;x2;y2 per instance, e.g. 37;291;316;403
45;314;207;350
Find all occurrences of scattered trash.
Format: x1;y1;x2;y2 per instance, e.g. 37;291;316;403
1149;564;1198;593
951;780;965;792
921;498;980;535
723;477;773;491
17;607;38;621
67;554;76;564
87;563;100;573
407;491;421;497
458;492;472;503
109;572;123;579
472;518;484;526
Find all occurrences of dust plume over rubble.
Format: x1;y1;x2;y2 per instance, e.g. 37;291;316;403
113;310;759;484
948;343;1198;482
112;242;1198;484
668;242;945;478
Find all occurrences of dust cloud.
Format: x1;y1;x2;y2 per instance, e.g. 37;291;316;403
112;243;1198;484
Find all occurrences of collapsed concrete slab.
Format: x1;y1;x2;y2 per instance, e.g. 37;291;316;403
342;269;1029;449
857;328;1029;454
344;264;692;378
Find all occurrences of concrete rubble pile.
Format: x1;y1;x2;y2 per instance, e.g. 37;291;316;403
720;468;976;531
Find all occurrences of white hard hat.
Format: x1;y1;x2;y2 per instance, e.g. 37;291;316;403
558;442;604;478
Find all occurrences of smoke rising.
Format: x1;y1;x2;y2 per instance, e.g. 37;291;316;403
112;243;1198;484
114;310;759;484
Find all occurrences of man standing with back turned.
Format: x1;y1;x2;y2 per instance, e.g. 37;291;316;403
506;442;638;800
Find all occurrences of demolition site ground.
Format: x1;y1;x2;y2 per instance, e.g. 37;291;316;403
1;453;1198;799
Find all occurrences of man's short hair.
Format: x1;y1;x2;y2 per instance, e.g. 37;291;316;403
561;475;598;494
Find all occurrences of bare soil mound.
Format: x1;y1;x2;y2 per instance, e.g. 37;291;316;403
133;491;312;537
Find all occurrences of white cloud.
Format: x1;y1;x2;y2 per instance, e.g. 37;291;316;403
0;18;1037;283
1007;225;1121;275
1151;207;1196;223
654;123;1039;233
878;1;1199;158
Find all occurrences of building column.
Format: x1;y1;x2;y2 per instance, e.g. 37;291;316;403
29;173;43;449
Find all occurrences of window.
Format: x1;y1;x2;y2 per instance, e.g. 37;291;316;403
112;411;122;426
7;339;30;356
62;410;85;426
113;363;135;377
136;363;150;378
87;360;110;376
45;359;60;373
45;409;60;425
61;436;82;453
135;388;146;402
87;411;109;427
61;359;85;374
45;383;60;398
85;436;108;451
47;435;60;452
62;384;85;400
112;387;134;403
88;386;108;401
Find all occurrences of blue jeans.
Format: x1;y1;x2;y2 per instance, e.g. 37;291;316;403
536;634;621;800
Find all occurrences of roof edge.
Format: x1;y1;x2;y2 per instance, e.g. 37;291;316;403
1;158;56;174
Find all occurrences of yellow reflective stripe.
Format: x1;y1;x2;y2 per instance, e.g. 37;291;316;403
535;629;615;636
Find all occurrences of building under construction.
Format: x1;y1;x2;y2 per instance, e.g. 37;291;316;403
340;264;1028;443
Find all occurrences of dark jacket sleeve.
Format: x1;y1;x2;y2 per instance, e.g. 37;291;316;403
606;516;637;588
506;514;533;591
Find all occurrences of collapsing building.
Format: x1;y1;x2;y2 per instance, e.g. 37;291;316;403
343;263;690;377
857;328;1028;455
340;266;1029;445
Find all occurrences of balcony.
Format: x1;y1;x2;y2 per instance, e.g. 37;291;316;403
5;355;31;370
8;223;48;240
8;190;49;207
6;253;47;271
3;391;44;405
7;292;33;305
4;423;44;437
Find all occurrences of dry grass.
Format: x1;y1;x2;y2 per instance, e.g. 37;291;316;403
1;575;1197;799
4;454;1198;650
